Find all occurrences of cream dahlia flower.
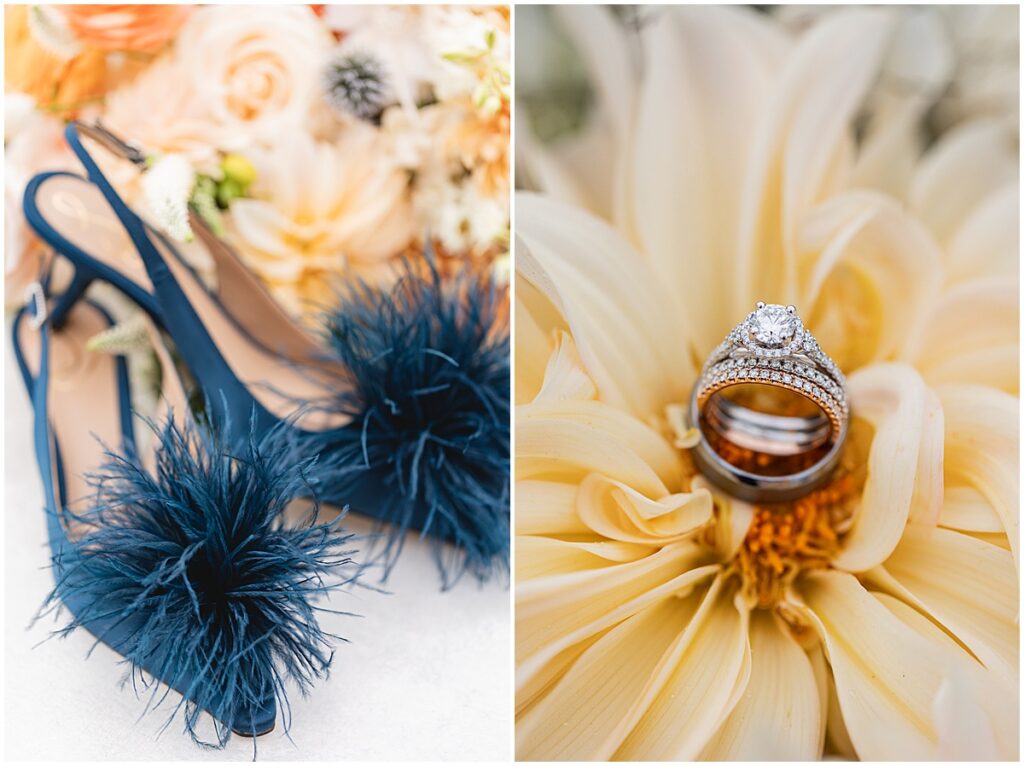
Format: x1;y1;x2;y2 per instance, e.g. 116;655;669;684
225;126;415;317
515;7;1018;761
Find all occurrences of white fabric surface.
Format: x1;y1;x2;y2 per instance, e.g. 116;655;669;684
3;340;511;761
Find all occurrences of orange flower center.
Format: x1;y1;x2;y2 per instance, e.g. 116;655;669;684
735;471;860;608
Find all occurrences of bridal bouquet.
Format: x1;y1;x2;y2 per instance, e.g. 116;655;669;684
6;4;510;317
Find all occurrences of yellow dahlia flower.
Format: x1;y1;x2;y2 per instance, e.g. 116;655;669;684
515;7;1018;760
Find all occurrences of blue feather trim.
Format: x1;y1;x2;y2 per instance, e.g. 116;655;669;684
316;256;510;588
39;414;356;749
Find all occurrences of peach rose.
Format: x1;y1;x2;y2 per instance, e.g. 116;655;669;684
61;5;190;53
173;6;332;148
4;6;107;114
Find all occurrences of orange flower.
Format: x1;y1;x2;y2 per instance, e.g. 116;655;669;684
61;5;190;53
4;6;107;113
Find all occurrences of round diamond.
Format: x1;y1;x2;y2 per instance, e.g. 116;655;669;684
750;304;801;347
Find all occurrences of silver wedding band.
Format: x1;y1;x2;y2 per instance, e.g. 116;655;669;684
688;302;849;503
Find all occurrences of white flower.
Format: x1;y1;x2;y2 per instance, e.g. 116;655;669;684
25;5;81;60
141;154;196;243
424;6;510;104
416;172;506;255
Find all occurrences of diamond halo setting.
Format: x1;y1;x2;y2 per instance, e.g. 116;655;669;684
739;302;806;356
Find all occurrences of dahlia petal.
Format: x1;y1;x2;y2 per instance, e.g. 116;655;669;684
528;4;630;221
516;542;716;692
516;631;604;719
939;384;1019;564
514;279;559;404
939;486;1005;534
631;7;786;353
910;385;944;525
799;571;1017;760
883;524;1018;677
946;183;1019;285
227;199;297;261
515;536;652;582
737;9;891;306
700;611;822;760
910;120;1017;247
907;279;1019;394
533;331;598;403
875;591;1018;760
850;99;925;202
516;193;696;420
517;590;701;760
833;364;931;571
517;399;684;498
615;581;750;760
808;641;856;758
576;472;712;544
552;5;634;148
797;194;944;371
691;475;755;561
515;480;589;536
516;118;617;220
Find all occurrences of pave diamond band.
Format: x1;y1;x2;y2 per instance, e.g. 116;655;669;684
688;302;849;502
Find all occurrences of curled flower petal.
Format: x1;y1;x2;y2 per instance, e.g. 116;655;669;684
517;399;685;497
533;331;597;403
797;193;944;371
516;193;696;420
879;592;1017;759
576;472;712;545
516;535;652;582
833;363;934;571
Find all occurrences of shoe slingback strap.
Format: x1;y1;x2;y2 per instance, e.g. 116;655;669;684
70;121;325;367
64;120;278;441
17;280;137;497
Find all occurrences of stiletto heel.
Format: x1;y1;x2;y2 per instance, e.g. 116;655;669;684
12;273;354;747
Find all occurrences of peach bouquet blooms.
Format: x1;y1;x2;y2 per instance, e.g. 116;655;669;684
5;4;510;319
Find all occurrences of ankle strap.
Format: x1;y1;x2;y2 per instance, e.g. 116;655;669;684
70;120;147;167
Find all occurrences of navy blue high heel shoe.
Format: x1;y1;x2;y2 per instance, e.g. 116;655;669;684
12;280;354;746
25;120;510;585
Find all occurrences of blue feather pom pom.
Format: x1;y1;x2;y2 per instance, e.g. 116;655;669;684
316;256;510;588
40;415;356;749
